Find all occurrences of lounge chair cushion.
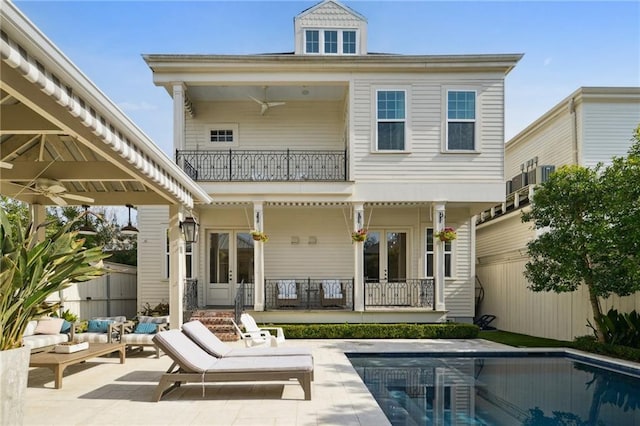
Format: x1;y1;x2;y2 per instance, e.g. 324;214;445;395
322;280;342;298
153;330;217;372
183;320;311;358
277;280;297;299
34;318;65;335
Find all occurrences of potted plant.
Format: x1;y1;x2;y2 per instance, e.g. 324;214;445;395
435;227;457;242
351;228;368;243
0;208;107;424
250;230;268;242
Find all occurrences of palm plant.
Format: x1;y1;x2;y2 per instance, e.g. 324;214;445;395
0;208;108;350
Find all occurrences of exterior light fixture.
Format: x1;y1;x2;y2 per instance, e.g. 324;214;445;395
121;204;139;235
78;205;97;235
180;216;198;243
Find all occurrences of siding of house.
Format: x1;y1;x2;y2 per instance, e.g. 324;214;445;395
581;100;640;167
137;205;170;310
505;107;574;179
185;100;345;151
352;77;505;182
298;1;363;27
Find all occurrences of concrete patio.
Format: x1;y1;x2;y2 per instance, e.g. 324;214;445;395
25;338;511;425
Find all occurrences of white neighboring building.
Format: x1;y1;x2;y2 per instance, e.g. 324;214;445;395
139;0;521;324
476;87;640;340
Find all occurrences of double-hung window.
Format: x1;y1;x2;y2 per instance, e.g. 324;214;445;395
376;90;406;151
425;228;452;278
324;30;338;53
343;30;356;54
446;90;476;151
305;30;319;53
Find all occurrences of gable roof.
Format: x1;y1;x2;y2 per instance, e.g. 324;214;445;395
296;0;367;23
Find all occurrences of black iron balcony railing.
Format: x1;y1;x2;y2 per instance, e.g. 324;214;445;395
265;278;354;310
176;149;347;182
364;279;435;309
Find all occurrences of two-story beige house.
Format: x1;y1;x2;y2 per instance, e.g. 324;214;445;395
139;0;521;325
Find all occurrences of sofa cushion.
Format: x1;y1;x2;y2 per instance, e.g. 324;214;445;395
138;315;169;324
87;319;113;333
24;320;38;337
134;322;157;334
34;318;65;335
23;333;68;349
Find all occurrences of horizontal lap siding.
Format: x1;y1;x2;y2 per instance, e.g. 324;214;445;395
263;207;353;279
137;206;170;310
352;75;505;182
443;217;474;319
581;101;640;167
476;212;534;260
505;109;573;178
185;100;344;151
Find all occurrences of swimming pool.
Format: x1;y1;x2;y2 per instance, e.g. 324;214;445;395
347;352;640;426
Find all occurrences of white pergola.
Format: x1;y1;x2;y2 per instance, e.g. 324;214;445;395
0;1;212;326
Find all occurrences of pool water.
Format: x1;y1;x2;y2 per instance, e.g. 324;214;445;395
347;353;640;426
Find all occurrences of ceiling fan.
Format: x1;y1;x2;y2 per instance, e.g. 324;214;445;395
248;86;286;115
13;178;95;206
0;161;13;169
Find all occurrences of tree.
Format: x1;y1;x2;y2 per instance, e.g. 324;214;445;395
522;125;640;343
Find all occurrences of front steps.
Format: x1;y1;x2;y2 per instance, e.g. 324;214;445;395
188;310;239;342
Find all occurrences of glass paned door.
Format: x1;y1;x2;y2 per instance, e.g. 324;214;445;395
364;230;407;283
207;231;254;306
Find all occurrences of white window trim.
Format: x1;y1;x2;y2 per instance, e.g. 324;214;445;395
372;87;411;153
424;227;455;279
303;28;359;55
206;123;239;147
442;87;480;153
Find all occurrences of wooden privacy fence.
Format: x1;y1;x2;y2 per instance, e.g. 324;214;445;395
47;262;138;320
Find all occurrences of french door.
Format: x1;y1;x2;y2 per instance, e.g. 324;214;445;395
206;231;254;306
363;230;408;283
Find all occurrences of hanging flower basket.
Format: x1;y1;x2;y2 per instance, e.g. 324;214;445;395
351;228;367;243
435;227;457;242
250;230;268;242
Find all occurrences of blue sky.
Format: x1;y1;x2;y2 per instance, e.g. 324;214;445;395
14;0;640;156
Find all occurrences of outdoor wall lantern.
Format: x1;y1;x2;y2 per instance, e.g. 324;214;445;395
121;204;139;235
180;216;199;243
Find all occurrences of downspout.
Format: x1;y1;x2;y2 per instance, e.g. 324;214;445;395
569;97;579;164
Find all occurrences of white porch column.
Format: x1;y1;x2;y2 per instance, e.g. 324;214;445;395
172;83;186;151
353;203;365;311
253;202;265;311
29;203;45;242
433;202;446;311
168;205;186;328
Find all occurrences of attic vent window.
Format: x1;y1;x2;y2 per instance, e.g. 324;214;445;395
207;123;239;146
210;130;233;143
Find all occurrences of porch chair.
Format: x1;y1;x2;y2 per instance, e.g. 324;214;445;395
241;313;286;346
151;330;313;401
276;279;301;308
120;315;170;358
320;279;346;307
231;319;274;348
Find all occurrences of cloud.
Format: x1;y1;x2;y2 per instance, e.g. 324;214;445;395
118;101;158;112
543;57;553;66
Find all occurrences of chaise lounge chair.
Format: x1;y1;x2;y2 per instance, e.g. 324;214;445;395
152;330;313;401
182;320;312;359
238;313;286;347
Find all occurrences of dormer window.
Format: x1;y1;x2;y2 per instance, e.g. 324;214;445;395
304;29;359;55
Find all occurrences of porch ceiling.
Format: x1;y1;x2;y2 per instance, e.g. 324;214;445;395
185;84;348;102
0;3;212;208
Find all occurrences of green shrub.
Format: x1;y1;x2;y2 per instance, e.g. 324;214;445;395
276;323;479;339
587;308;640;347
573;335;640;363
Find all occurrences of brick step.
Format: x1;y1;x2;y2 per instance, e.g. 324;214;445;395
187;309;240;342
204;324;236;333
217;332;240;342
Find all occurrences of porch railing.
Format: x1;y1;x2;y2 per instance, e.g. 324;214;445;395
364;279;435;309
176;149;347;182
183;278;198;311
265;278;354;310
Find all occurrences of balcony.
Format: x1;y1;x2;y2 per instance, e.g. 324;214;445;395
176;149;347;182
